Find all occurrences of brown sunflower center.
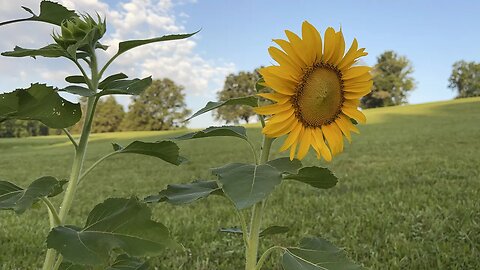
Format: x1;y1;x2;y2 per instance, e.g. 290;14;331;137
292;63;344;127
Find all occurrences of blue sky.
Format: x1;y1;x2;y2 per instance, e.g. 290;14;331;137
1;0;479;128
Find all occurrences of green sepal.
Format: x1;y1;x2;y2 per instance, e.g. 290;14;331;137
145;180;222;205
282;237;363;270
0;176;65;214
284;166;338;189
212;163;282;210
0;83;81;129
47;197;178;265
186;96;258;121
172;126;248;141
112;140;186;165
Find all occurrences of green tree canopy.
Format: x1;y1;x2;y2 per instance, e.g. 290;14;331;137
91;96;125;133
448;60;480;98
214;70;259;124
0;120;49;138
361;51;415;108
120;78;190;131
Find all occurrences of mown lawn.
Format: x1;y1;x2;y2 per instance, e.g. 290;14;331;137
1;97;479;269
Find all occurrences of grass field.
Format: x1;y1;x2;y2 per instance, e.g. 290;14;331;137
1;97;479;270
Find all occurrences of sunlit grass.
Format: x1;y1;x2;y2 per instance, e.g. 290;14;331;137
0;98;479;269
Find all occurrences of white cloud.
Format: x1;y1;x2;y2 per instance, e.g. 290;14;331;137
0;0;235;127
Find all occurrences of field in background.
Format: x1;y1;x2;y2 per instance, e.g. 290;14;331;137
1;98;479;269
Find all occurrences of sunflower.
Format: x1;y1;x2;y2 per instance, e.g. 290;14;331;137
255;21;372;161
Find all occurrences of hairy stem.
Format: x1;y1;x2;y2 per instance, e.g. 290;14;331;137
245;136;274;270
42;48;101;270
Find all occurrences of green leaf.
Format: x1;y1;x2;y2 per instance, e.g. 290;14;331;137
212;163;282;210
284;167;338;189
145;180;221;205
107;254;149;270
282;237;363;270
61;85;94;97
186;96;258;121
114;140;185;165
65;75;87;84
58;263;85;270
0;1;78;27
267;157;302;174
99;77;153;96
0;176;63;214
98;73;128;89
260;225;289;237
47;197;178;265
1;44;67;58
172;126;247;141
0;83;82;128
145;180;221;204
117;31;198;56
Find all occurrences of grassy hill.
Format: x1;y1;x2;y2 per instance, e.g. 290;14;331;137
1;97;479;269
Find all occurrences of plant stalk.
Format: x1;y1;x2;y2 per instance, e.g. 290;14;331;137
42;48;100;270
245;136;274;270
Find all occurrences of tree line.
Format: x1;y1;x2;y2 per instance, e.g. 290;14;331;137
1;51;479;137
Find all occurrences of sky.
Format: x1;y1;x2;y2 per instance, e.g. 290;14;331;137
1;0;479;128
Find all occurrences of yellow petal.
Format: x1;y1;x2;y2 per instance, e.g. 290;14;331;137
268;47;302;75
273;39;305;68
343;99;360;108
289;140;298;161
302;21;322;62
340;114;360;134
335;116;352;142
339;46;368;71
257;92;290;103
322;27;336;62
342;66;372;80
331;31;345;65
297;128;312;160
285;30;309;65
260;66;299;83
342;106;366;124
338;39;358;70
254;102;291;115
263;115;297;137
344;90;370;99
266;109;294;124
279;122;302;152
344;72;372;84
312;128;332;162
263;75;297;95
343;80;373;92
321;123;343;155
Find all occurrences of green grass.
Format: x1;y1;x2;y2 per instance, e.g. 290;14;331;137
1;97;479;269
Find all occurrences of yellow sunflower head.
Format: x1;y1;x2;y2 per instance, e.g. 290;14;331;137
255;21;372;161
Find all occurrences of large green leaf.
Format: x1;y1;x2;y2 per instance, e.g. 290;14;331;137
1;44;67;58
0;1;77;27
60;85;94;97
0;176;64;214
98;73;128;89
267;157;302;174
99;77;152;96
282;237;363;270
284;167;338;189
145;180;222;205
186;96;258;121
172;126;248;141
65;75;87;84
212;163;282;210
260;225;289;237
0;84;82;128
113;140;185;165
117;32;198;56
47;197;177;265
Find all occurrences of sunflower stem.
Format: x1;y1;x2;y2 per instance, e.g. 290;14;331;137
245;136;273;270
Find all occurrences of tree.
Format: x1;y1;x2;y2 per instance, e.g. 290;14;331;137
120;78;190;131
0;120;49;138
214;70;259;124
361;51;415;108
448;61;480;98
91;96;125;133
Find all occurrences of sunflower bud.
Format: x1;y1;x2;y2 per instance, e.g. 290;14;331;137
53;14;106;51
